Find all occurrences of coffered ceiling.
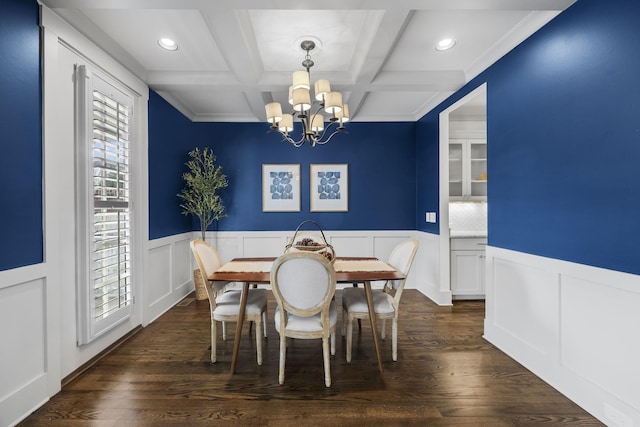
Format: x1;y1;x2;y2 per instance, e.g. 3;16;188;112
41;0;575;122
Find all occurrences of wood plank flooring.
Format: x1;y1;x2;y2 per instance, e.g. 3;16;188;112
19;290;603;426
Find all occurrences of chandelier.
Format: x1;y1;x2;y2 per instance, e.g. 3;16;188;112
265;40;349;148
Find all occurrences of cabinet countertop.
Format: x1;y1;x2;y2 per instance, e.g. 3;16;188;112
450;231;487;239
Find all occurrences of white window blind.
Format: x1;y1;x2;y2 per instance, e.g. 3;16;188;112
92;90;132;321
76;65;134;344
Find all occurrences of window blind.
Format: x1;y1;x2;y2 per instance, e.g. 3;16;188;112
91;89;132;322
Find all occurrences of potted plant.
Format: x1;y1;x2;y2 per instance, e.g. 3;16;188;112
178;147;228;299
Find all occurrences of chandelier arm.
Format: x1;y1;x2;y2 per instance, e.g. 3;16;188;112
313;126;344;145
313;119;341;142
281;131;307;147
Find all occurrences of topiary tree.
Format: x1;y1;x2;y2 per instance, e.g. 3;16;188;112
178;147;228;241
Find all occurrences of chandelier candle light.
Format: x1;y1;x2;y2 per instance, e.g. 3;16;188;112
265;40;349;147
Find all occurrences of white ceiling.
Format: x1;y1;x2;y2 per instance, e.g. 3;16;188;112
41;0;575;123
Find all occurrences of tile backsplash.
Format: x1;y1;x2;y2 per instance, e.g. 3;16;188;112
449;202;487;233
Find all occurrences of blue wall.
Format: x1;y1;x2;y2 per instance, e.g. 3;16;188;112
149;91;417;237
417;0;640;275
5;0;640;277
148;90;194;238
0;0;42;271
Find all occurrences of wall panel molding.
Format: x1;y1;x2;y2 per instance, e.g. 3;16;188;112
484;246;640;426
145;233;195;325
0;274;49;427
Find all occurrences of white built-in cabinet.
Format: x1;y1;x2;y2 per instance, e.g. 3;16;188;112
449;139;487;200
450;237;487;299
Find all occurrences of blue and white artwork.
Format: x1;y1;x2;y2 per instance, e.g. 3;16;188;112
310;164;348;212
316;171;341;200
263;164;300;212
270;171;294;199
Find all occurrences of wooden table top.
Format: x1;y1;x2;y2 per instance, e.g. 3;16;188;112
208;257;405;283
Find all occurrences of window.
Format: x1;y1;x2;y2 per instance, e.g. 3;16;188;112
76;65;134;344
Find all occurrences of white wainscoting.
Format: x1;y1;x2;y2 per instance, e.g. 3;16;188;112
484;246;640;427
0;264;53;427
145;230;439;292
146;233;197;325
415;231;450;305
143;229;439;328
145;229;441;324
206;229;431;291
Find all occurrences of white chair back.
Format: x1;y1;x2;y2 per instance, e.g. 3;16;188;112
190;239;222;277
271;252;336;317
387;238;419;290
190;240;225;296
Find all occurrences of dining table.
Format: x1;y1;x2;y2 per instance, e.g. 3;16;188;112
208;256;405;374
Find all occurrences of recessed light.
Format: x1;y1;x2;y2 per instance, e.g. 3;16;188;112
435;38;456;51
158;38;178;51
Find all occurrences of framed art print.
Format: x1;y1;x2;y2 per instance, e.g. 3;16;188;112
310;164;348;212
262;164;300;212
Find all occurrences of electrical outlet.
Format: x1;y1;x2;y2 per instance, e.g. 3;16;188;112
605;403;633;427
425;212;437;223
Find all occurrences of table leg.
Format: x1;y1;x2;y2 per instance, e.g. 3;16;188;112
230;282;249;374
363;280;383;373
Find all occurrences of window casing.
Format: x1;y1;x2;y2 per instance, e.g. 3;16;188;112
76;65;134;344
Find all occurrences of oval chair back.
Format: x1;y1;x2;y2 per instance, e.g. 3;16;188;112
270;251;337;387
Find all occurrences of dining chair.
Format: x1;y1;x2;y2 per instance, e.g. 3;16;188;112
270;251;337;387
190;239;268;365
341;238;419;363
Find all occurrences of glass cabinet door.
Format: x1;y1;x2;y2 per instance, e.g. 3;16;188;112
449;139;487;200
449;143;463;198
469;142;487;198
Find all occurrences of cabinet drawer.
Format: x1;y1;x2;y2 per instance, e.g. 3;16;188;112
450;237;487;250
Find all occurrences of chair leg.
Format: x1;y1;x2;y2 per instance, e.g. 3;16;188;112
330;331;336;356
341;308;347;336
262;311;268;338
211;319;217;363
392;317;398;362
256;318;263;365
323;336;332;387
222;320;227;341
279;335;287;385
346;315;353;363
381;319;386;340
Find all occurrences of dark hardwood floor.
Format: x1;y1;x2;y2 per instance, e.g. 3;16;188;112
19;290;603;426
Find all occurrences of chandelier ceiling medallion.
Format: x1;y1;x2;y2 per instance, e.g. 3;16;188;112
265;39;349;148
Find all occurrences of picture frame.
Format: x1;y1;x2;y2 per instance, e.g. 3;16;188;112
310;164;348;212
262;164;300;212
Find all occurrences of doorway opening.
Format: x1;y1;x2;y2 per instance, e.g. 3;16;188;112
438;84;487;304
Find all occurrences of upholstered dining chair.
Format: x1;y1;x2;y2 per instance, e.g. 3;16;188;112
270;251;337;387
190;239;267;365
341;238;419;363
